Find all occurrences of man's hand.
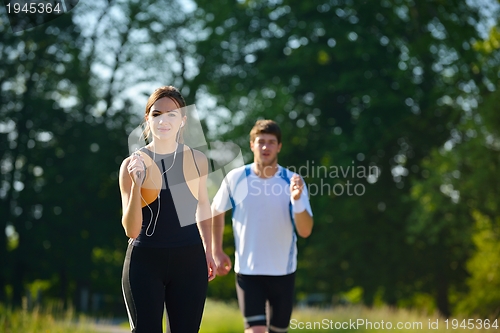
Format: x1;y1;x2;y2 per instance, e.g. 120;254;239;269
213;250;232;276
290;174;304;200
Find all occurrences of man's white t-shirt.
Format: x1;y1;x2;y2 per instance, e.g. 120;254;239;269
212;163;313;276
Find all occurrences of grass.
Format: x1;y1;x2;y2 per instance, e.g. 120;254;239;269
285;306;434;332
2;299;498;332
201;300;499;333
0;302;95;333
200;299;244;333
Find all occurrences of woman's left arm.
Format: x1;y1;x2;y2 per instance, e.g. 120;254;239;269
194;150;216;281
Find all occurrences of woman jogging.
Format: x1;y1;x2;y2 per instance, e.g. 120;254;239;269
119;86;215;333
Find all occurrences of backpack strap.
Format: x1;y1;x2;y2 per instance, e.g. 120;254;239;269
228;165;296;228
228;164;252;214
278;167;296;229
279;167;299;274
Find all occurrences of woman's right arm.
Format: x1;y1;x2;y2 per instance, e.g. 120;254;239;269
119;155;144;238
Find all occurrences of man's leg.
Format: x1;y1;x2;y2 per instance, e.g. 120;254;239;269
245;326;267;333
236;274;268;333
266;273;295;333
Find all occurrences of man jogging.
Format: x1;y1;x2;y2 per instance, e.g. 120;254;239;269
212;119;313;333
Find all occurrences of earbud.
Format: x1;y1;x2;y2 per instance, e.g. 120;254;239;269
180;121;185;127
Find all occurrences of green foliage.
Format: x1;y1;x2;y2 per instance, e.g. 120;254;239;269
200;299;244;333
200;299;496;333
410;70;500;317
474;26;500;54
0;303;94;333
2;0;500;319
0;7;96;305
456;212;500;317
343;286;364;304
2;299;498;333
1;0;206;312
191;0;486;316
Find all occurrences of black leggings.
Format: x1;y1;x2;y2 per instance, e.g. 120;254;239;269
122;243;208;333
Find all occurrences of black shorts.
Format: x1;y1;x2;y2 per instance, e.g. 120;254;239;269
236;272;295;333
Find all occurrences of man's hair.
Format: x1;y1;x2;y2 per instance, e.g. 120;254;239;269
249;119;281;144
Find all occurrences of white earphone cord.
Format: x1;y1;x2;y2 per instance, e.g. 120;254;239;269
136;121;183;237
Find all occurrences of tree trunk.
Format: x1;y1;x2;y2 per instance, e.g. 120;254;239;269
11;259;24;307
59;267;69;308
436;268;450;317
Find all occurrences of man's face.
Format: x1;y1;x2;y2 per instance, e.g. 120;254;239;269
250;133;282;166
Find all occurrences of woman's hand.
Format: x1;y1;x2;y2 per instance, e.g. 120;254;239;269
206;252;217;281
127;153;146;185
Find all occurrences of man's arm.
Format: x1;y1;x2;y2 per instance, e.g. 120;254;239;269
212;209;225;253
212;209;232;275
290;174;314;238
194;150;216;281
294;210;313;238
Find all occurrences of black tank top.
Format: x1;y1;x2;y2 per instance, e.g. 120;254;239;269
131;144;202;248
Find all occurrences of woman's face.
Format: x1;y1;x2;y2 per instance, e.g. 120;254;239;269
147;97;185;141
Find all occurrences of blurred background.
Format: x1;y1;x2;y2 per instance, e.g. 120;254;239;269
1;0;500;320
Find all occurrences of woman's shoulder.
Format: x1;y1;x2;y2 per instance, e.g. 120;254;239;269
118;156;134;187
183;146;208;175
120;155;133;168
120;152;146;174
193;149;207;161
183;145;207;161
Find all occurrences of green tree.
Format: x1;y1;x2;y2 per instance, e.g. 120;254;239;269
457;211;500;317
411;3;500;316
1;0;201;312
190;0;485;316
0;9;87;305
